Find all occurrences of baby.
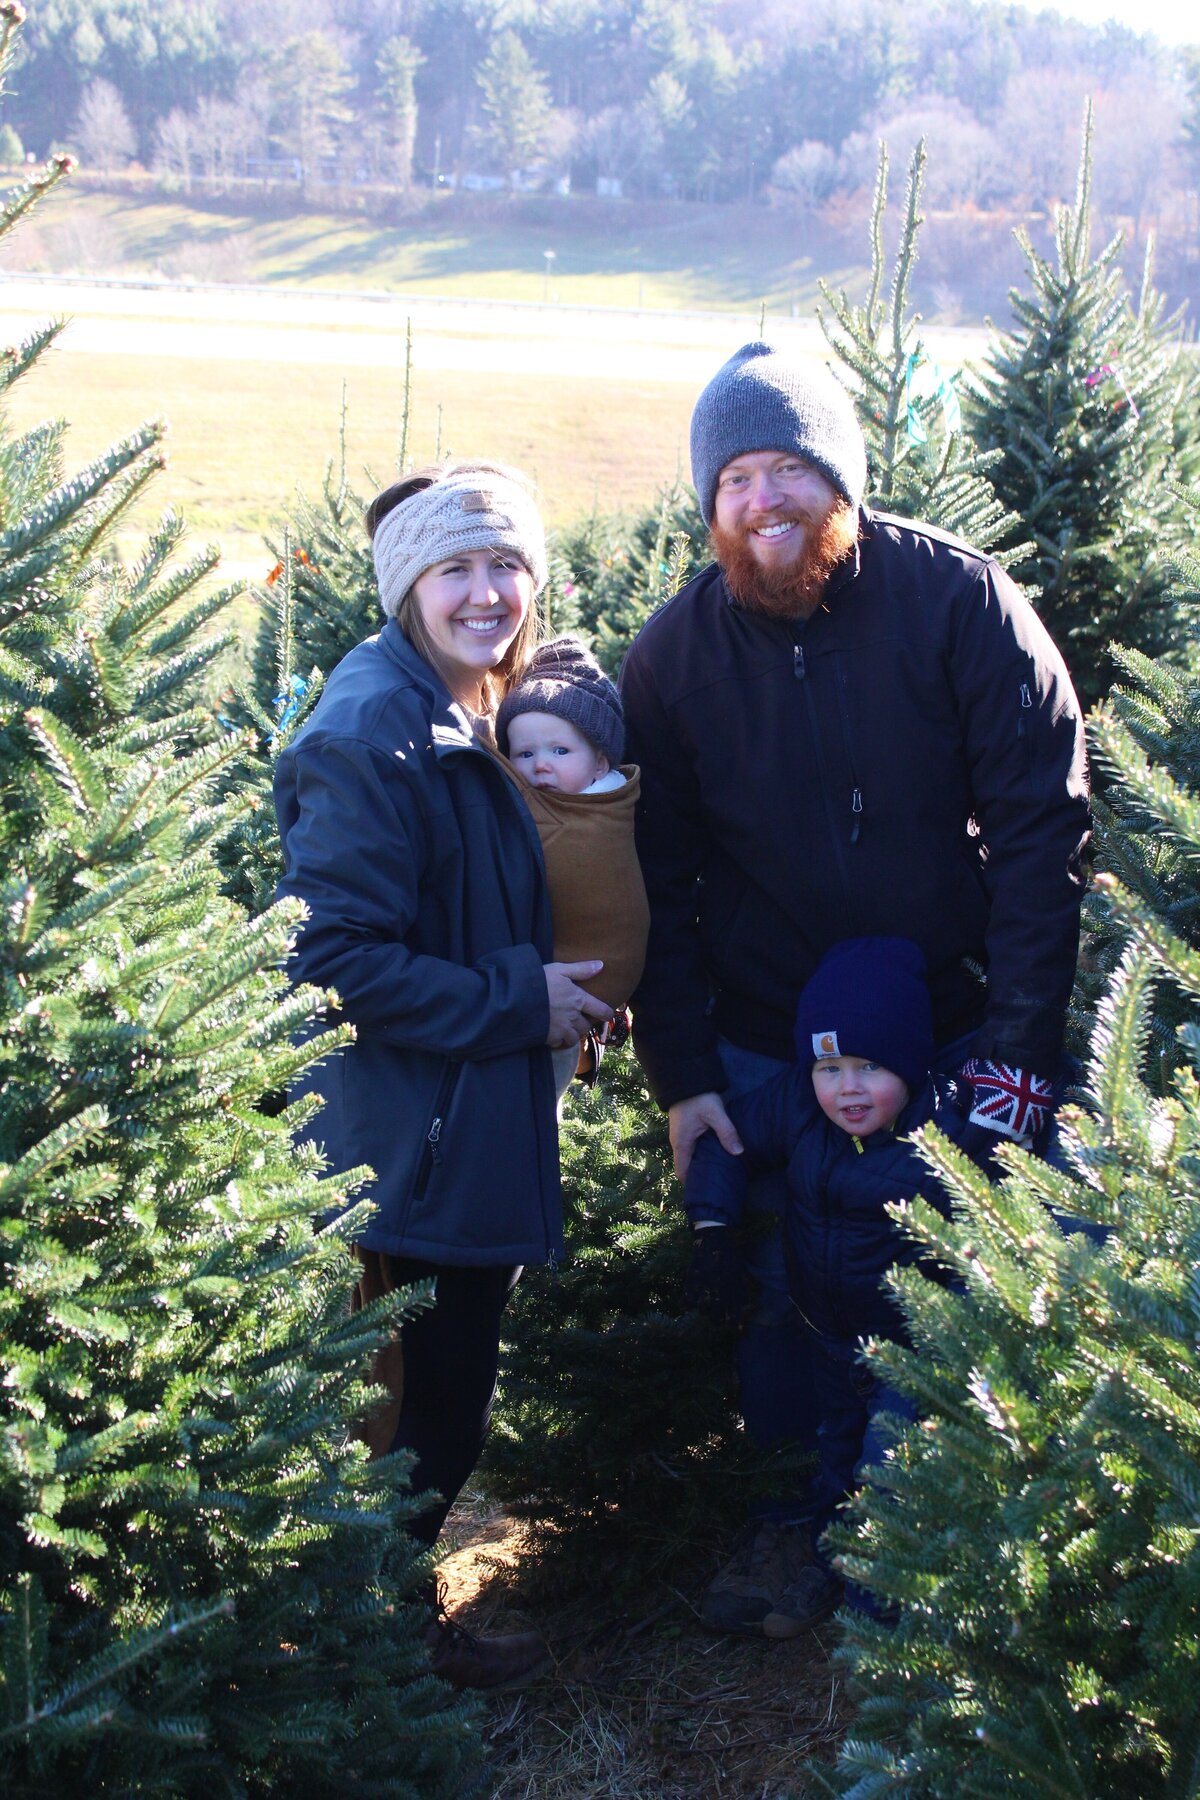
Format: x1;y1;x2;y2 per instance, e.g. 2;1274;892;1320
504;710;625;797
496;636;649;1094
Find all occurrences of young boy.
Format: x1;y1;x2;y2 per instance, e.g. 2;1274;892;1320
685;936;970;1635
496;636;649;1094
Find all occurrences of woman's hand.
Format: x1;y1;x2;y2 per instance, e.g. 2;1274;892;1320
544;961;613;1048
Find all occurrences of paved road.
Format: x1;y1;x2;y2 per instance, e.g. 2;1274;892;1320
0;275;985;380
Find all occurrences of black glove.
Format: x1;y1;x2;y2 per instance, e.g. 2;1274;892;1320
683;1225;744;1325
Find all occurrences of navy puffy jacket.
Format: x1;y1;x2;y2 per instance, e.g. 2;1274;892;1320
685;1067;969;1343
273;622;561;1267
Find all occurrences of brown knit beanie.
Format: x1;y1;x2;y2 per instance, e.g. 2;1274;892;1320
496;636;624;767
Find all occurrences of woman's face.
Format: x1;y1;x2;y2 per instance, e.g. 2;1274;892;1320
411;547;533;701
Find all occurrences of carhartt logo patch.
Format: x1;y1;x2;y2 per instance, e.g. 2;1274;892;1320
813;1030;840;1057
460;491;493;514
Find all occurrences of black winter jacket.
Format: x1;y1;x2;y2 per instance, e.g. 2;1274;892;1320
685;1071;968;1344
273;622;562;1267
620;509;1090;1107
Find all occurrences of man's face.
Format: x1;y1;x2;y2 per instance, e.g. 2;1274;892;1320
711;451;841;570
708;449;858;619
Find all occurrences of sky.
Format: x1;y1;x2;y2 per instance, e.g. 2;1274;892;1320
1018;0;1197;47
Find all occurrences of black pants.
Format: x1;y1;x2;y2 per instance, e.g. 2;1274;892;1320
360;1255;521;1547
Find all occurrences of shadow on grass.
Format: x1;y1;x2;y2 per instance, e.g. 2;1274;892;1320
441;1492;852;1800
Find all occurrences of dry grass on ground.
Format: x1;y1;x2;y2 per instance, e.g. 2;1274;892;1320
2;346;696;581
439;1495;851;1799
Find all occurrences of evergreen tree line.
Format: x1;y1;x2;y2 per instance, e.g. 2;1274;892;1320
3;7;1200;1775
5;0;1199;236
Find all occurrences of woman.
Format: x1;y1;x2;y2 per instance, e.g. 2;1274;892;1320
273;460;611;1689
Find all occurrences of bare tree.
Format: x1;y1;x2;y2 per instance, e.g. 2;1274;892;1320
581;103;663;192
75;78;137;172
153;108;193;191
232;71;271;174
376;34;423;191
867;100;998;208
194;96;249;192
771;139;839;204
993;67;1092;210
1092;75;1185;242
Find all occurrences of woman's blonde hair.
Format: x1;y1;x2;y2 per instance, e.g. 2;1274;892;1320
367;458;542;717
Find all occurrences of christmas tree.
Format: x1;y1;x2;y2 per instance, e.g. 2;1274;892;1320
555;476;706;679
0;32;478;1795
805;517;1200;1797
1076;492;1200;1079
966;104;1200;707
819;141;1028;561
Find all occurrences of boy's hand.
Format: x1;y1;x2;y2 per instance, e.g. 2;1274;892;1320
683;1224;744;1325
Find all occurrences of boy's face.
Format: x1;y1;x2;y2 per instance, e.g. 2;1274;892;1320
505;711;609;793
811;1055;909;1138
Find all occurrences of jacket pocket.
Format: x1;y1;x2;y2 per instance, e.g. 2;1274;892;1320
697;860;749;963
1015;679;1036;773
410;1059;464;1203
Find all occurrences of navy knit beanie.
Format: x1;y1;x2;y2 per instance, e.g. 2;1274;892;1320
793;938;933;1095
689;341;868;526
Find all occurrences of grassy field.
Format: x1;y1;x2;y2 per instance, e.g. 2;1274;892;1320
3;340;699;581
0;184;987;584
17;183;865;314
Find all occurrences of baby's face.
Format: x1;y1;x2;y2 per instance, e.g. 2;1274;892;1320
505;711;609;792
811;1056;909;1138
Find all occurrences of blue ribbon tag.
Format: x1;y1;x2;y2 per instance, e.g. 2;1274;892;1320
905;349;961;445
270;672;310;742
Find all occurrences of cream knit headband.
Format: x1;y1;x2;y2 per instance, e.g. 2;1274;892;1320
372;469;548;617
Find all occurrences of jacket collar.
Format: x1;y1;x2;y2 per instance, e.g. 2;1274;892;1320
377;619;480;758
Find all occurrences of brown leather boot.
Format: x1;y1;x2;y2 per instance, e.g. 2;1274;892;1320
423;1611;551;1692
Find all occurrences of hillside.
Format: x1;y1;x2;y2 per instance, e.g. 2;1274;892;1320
11;181;1040;322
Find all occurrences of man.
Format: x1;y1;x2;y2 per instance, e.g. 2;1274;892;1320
620;341;1090;1634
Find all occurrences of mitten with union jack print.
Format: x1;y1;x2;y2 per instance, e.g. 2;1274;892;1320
960;1058;1054;1146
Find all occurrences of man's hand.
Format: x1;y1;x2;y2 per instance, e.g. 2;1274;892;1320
544;961;613;1049
668;1091;743;1183
683;1224;744;1325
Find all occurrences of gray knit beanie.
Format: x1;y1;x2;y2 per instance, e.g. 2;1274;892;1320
372;466;548;616
496;636;624;767
689;342;867;525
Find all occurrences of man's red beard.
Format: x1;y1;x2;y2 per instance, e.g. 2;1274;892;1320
710;499;860;619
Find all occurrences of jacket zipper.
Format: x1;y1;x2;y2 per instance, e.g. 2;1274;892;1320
836;662;865;845
412;1062;462;1200
486;743;559;1263
794;636;856;922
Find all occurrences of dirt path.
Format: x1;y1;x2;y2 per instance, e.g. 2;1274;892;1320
441;1494;850;1798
